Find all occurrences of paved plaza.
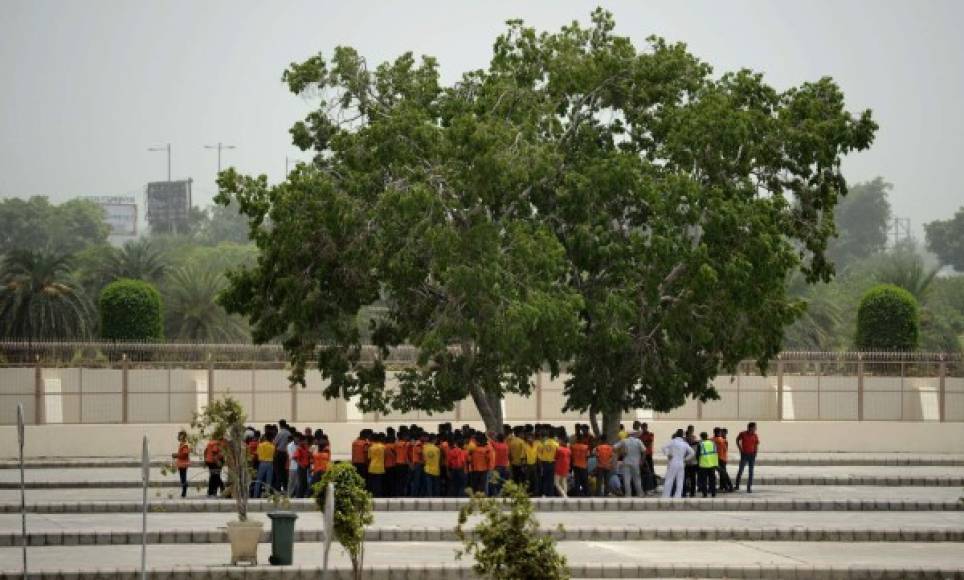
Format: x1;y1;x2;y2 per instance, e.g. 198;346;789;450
0;454;961;578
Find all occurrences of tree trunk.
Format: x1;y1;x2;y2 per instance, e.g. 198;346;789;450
602;408;622;444
589;403;600;437
468;383;504;435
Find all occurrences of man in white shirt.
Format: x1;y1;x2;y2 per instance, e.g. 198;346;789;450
661;429;695;498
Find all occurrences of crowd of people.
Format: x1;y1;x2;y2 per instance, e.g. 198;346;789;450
173;419;760;500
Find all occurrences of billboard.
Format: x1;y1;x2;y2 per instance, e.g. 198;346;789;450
87;195;138;236
146;179;192;233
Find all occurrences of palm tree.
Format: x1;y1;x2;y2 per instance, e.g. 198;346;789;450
871;248;939;301
0;249;95;339
98;238;168;283
163;264;249;341
783;275;843;351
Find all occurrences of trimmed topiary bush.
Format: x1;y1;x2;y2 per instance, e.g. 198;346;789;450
855;284;919;351
99;278;164;340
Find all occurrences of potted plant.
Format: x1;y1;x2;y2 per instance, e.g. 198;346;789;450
187;396;261;564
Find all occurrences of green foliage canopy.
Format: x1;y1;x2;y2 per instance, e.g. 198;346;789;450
218;10;875;432
827;177;891;268
855;284;920;351
925;206;964;272
99;278;164;340
0;196;110;254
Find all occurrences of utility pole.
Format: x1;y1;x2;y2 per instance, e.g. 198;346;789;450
147;144;172;181
204;142;236;173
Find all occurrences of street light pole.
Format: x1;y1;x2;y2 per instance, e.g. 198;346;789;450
147;144;172;181
204;142;237;173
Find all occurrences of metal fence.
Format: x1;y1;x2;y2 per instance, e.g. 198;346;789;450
0;342;961;425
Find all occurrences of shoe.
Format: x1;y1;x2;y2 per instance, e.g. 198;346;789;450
746;489;753;494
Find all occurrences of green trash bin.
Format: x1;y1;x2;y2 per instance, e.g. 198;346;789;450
267;511;298;565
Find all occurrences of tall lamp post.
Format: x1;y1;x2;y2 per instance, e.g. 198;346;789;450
147;144;172;181
204;142;237;173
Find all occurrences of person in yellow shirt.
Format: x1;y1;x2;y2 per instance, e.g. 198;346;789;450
422;435;441;497
367;434;386;498
525;432;540;496
618;425;629;440
537;430;559;497
253;435;275;498
508;426;528;485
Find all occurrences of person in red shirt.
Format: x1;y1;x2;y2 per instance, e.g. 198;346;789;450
594;439;614;497
172;430;191;498
446;438;468;497
383;435;397;498
735;422;760;493
292;433;311;498
491;434;510;495
553;435;572;498
570;436;590;497
639;423;656;493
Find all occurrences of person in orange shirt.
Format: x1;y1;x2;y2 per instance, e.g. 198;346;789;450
553;435;572;498
172;430;191;498
351;430;370;484
408;435;425;497
203;434;225;497
714;427;734;492
468;435;492;495
393;434;410;497
594;438;614;497
446;438;468;497
570;435;590;497
310;439;330;488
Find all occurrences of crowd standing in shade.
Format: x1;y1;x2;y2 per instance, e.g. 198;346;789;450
172;418;760;499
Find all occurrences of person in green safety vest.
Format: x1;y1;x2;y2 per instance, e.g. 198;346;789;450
696;432;718;498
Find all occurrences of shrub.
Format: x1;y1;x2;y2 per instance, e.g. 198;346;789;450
99;278;163;340
314;462;373;580
456;480;569;580
186;397;250;520
855;284;919;351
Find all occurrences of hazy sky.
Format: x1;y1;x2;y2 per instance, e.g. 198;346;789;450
2;1;962;237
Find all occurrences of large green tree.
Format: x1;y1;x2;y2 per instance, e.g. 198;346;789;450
478;11;877;436
925;207;964;272
0;249;95;340
218;11;875;433
827;177;891;268
0;196;110;255
163;264;249;342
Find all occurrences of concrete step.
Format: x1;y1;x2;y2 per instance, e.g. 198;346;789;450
0;551;961;579
2;496;962;514
4;474;963;489
6;525;964;547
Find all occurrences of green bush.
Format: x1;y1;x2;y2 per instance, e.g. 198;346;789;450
314;462;373;580
99;278;164;340
456;480;569;580
855;284;919;351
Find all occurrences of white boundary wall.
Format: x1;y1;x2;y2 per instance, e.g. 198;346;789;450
2;420;963;459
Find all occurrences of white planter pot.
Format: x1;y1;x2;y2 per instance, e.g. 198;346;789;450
225;519;264;565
